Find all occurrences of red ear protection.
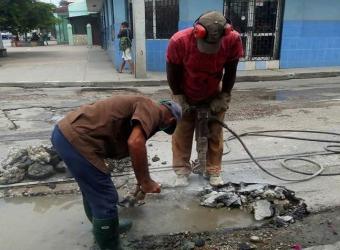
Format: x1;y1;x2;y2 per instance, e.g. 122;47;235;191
193;23;207;39
225;23;233;36
193;21;233;39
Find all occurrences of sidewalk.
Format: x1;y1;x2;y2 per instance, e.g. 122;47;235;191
1;45;340;87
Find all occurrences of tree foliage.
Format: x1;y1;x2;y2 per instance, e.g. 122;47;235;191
0;0;57;34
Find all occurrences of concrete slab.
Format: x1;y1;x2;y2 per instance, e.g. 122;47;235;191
0;45;163;85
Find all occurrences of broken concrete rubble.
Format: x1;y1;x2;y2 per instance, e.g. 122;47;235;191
104;157;132;173
199;182;308;225
0;145;62;184
249;235;262;243
201;191;229;207
0;166;26;184
0;145;136;185
55;161;67;173
27;163;55;180
27;146;51;164
278;215;293;222
253;200;273;221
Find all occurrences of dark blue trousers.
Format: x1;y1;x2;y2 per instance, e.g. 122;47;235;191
51;125;118;219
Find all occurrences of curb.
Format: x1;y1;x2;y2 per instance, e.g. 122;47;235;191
1;71;340;88
0;79;169;88
235;70;340;82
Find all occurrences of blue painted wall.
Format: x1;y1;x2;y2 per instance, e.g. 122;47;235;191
146;0;224;71
280;0;340;68
112;0;126;70
101;0;130;70
146;40;169;71
179;0;224;29
105;0;115;63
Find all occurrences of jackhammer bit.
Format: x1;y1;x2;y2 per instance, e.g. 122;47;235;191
118;184;146;208
192;107;210;176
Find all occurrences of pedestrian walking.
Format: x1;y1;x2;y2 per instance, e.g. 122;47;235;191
118;21;134;74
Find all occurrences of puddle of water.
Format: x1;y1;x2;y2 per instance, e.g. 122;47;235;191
0;195;91;250
256;88;340;102
121;193;259;237
0;191;259;249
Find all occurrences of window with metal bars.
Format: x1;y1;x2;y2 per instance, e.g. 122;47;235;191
224;0;283;61
145;0;179;39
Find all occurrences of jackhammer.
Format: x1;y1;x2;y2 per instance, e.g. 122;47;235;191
191;106;213;176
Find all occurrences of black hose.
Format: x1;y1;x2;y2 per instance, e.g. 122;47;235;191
228;130;340;176
325;145;340;153
210;117;340;182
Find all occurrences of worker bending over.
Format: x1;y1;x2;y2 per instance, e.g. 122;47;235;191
51;95;182;250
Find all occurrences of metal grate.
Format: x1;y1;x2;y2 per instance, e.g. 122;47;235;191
144;0;179;39
224;0;283;60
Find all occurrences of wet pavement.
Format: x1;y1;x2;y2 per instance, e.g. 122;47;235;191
0;195;92;250
0;192;259;250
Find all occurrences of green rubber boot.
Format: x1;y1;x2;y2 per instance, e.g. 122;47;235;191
93;217;122;250
83;199;132;233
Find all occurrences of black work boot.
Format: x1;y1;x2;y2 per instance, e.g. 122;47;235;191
92;217;122;250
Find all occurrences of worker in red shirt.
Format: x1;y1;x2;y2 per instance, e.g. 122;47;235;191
166;11;243;187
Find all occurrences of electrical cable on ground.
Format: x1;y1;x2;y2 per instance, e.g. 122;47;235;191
210;117;340;182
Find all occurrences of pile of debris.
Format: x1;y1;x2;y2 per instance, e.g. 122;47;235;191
0;145;66;185
200;182;308;227
0;145;133;185
105;157;132;173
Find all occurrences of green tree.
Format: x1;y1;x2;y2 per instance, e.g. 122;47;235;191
0;0;57;35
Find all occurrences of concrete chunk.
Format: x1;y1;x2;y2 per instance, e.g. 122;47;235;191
253;200;273;221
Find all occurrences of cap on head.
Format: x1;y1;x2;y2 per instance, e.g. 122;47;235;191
159;100;182;134
195;11;227;54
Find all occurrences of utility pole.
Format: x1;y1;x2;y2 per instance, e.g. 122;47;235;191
132;0;147;78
